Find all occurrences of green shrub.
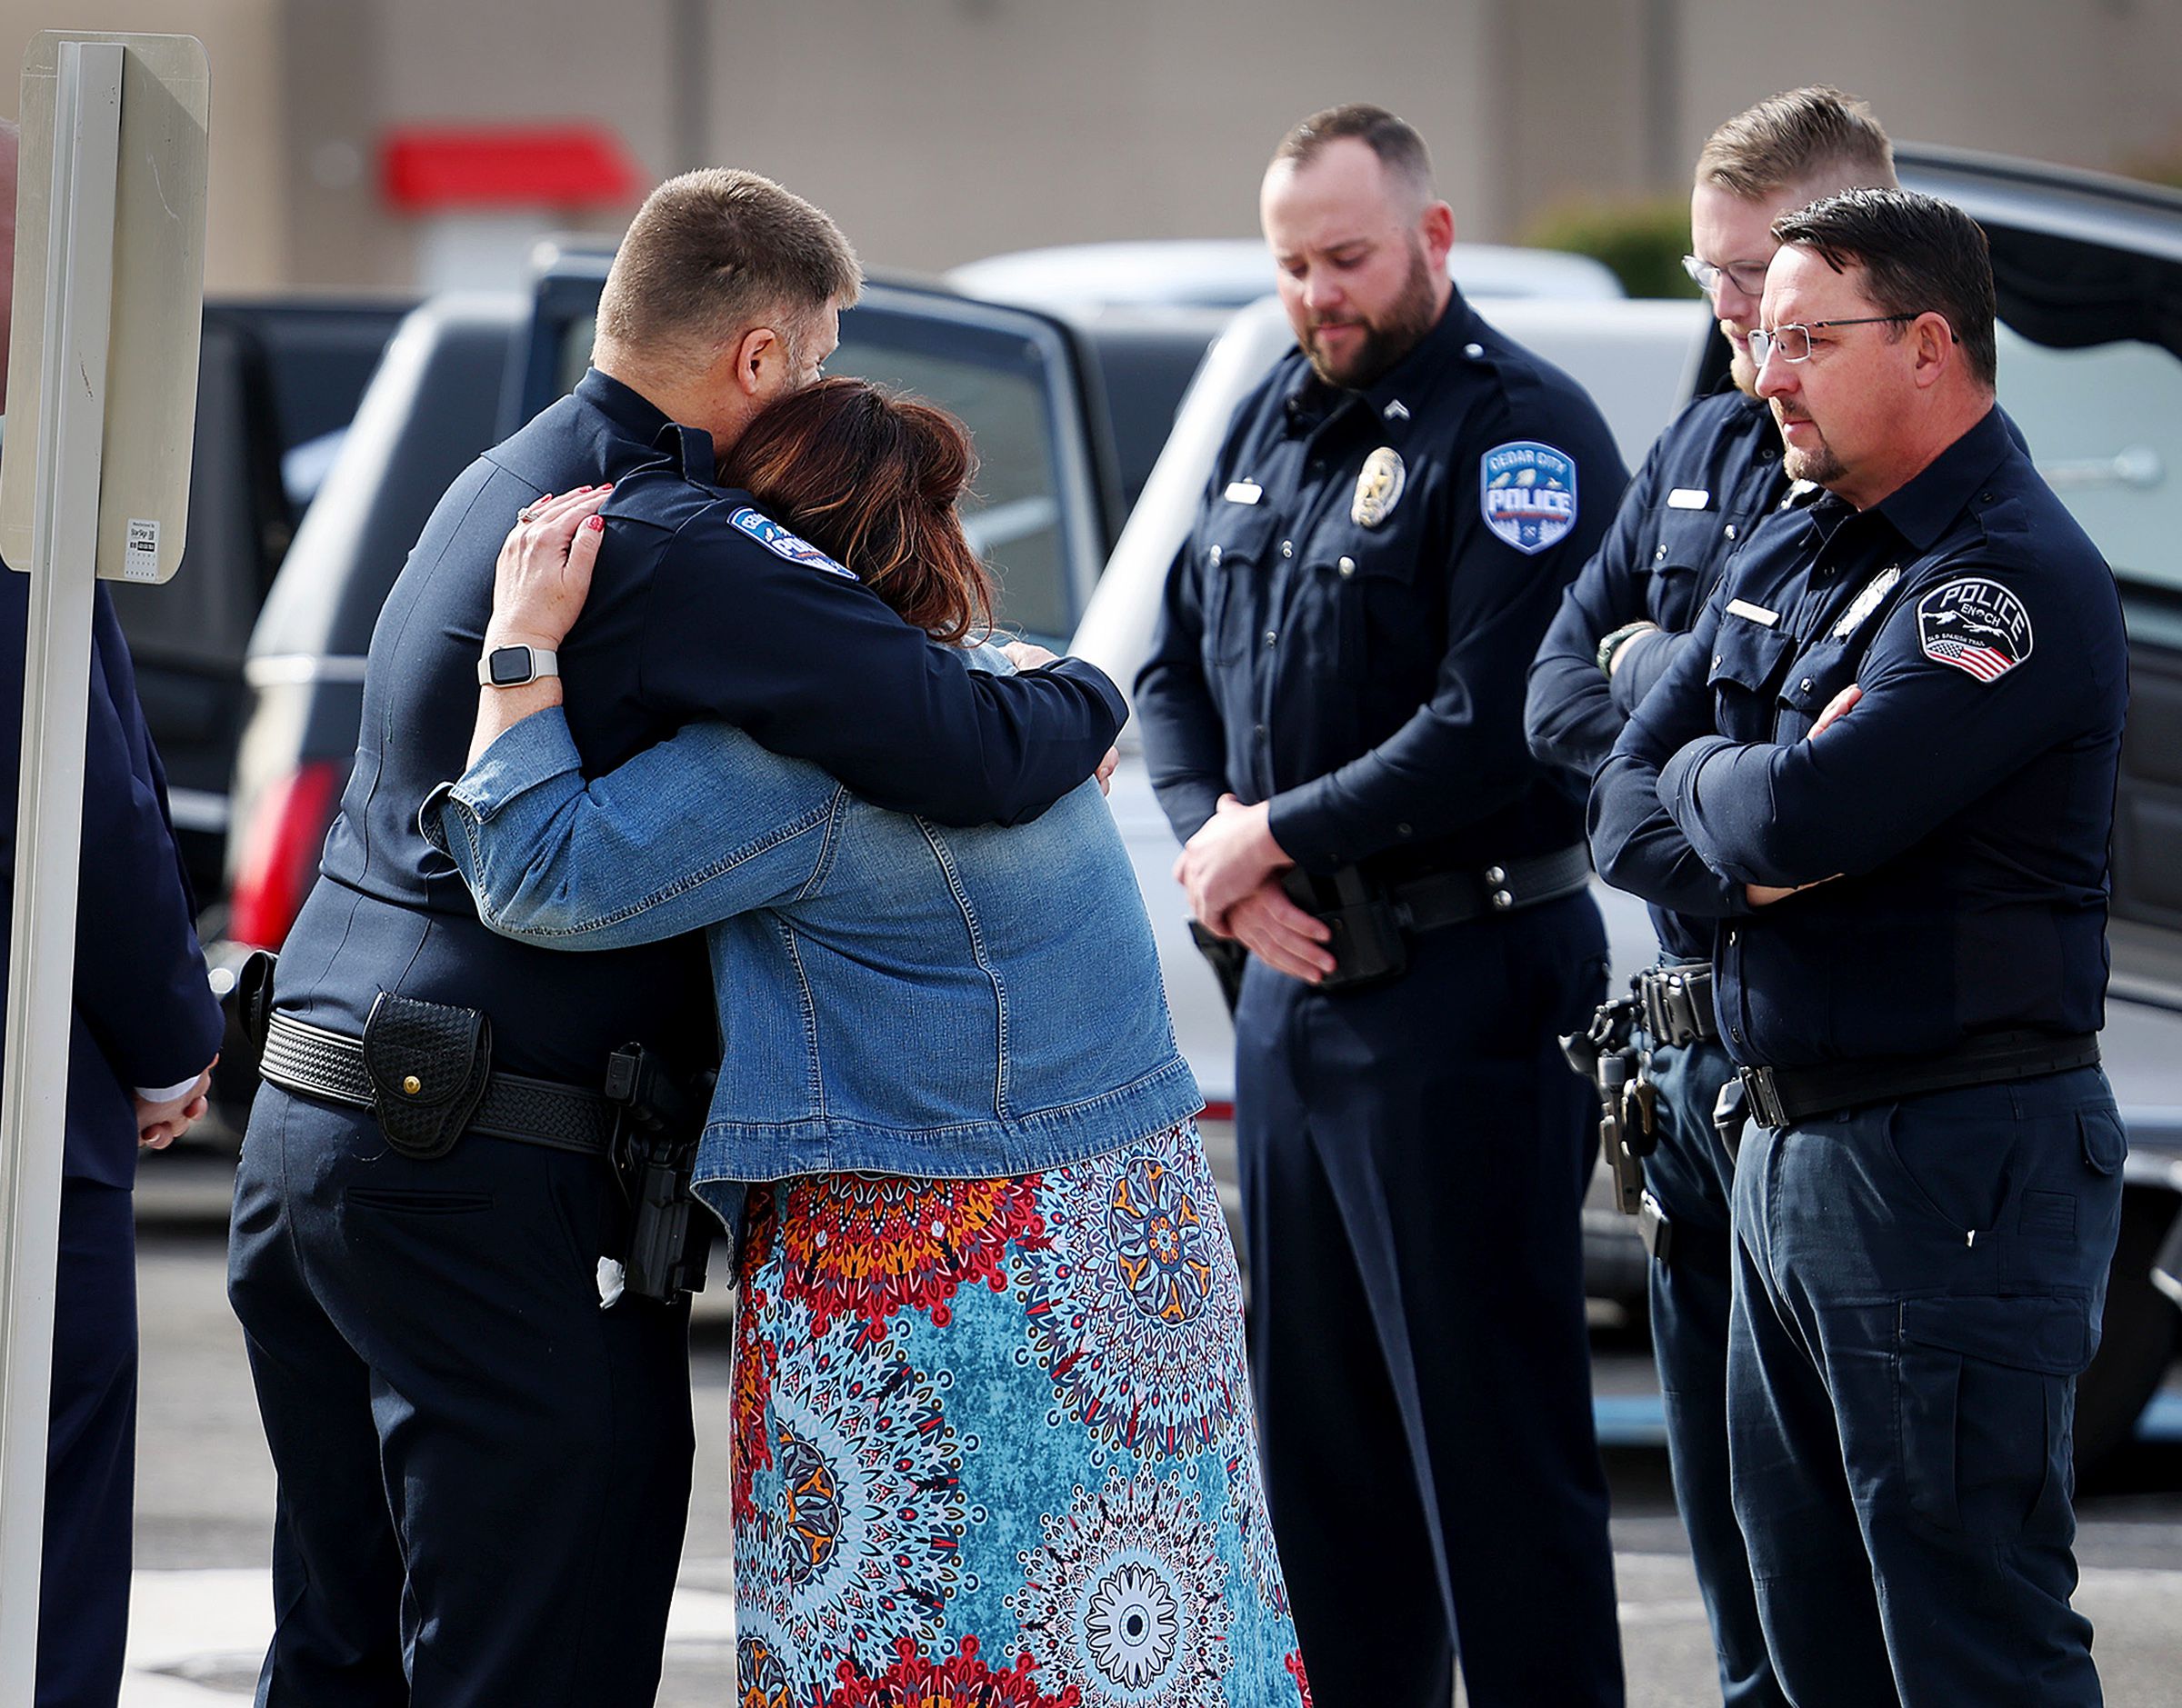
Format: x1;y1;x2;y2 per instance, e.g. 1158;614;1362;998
1521;197;1699;301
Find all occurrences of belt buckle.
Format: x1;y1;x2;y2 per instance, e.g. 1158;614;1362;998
1738;1064;1787;1131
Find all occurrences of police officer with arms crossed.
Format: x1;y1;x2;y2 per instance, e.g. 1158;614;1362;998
225;170;1125;1707
1591;188;2125;1706
1526;87;1895;1708
1135;104;1628;1708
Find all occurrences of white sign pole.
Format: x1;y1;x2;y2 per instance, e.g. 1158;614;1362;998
0;38;124;1700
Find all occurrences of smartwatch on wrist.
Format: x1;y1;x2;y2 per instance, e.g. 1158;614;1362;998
478;644;559;688
1595;621;1656;678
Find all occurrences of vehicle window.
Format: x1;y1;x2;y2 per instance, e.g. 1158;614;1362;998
826;335;1067;642
1997;323;2182;610
549;305;1073;644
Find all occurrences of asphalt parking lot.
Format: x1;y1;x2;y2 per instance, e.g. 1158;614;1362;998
116;1155;2182;1707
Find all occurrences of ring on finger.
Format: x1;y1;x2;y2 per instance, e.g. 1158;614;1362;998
515;502;546;524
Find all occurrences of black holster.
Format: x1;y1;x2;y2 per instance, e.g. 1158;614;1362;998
1282;867;1407;993
1187;920;1249;1016
605;1043;713;1305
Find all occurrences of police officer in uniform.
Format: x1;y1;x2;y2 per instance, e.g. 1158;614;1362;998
1136;105;1628;1708
1525;89;1895;1708
226;170;1125;1707
1592;189;2125;1706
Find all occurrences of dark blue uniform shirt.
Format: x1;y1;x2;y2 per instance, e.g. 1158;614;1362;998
1136;292;1627;878
276;369;1125;1084
1590;405;2125;1066
1526;385;1789;957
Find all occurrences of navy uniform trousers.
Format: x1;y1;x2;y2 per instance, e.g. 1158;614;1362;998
1636;1030;1784;1707
1728;1066;2122;1707
227;1085;694;1707
1234;891;1623;1707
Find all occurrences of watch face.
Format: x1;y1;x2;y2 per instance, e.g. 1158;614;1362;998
488;646;533;686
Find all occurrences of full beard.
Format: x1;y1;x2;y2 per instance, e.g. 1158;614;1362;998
1304;242;1440;391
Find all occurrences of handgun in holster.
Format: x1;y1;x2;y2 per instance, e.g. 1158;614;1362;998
1281;865;1407;994
1560;991;1655;1218
604;1042;716;1305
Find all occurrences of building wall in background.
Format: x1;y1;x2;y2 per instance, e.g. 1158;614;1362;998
5;0;2181;293
0;0;286;291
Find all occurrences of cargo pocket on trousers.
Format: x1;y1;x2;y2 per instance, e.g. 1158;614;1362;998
1896;1293;2091;1543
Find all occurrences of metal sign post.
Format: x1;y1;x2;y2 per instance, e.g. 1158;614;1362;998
0;35;207;1702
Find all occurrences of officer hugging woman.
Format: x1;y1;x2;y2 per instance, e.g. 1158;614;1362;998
230;165;1306;1708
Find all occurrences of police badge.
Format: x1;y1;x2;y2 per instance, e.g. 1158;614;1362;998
1353;447;1406;528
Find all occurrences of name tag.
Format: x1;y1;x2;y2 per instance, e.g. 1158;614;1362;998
1667;487;1710;510
1725;598;1779;627
1225;480;1263;505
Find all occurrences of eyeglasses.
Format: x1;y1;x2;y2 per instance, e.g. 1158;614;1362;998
1681;254;1770;298
1747;316;1917;367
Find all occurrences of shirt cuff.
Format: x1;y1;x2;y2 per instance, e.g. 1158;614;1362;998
418;710;586;852
1266;779;1349;874
135;1073;203;1104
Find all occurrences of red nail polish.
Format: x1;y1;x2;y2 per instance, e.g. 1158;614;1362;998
583;514;604;532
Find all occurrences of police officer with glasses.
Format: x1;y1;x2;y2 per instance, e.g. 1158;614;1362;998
1526;87;1895;1708
1590;187;2126;1708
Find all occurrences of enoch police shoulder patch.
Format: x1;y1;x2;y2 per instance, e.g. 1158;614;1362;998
728;506;857;580
1917;577;2031;683
1480;442;1577;554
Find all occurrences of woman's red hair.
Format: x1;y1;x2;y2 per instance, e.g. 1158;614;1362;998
719;378;994;644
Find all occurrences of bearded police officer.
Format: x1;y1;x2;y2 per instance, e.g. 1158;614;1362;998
1526;88;1895;1708
1592;189;2126;1706
1135;105;1629;1708
226;170;1125;1706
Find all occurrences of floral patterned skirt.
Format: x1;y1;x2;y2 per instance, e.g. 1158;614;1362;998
730;1120;1310;1708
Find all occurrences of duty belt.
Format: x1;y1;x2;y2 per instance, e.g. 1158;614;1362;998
259;1011;615;1156
1376;843;1594;933
1738;1030;2101;1131
1637;961;1717;1047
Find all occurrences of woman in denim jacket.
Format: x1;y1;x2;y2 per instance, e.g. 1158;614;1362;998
429;383;1307;1708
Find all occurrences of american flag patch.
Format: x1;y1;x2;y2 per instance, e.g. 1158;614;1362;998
1917;577;2031;684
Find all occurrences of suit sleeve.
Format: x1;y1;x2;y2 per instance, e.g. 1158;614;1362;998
638;513;1125;829
1269;408;1631;871
69;595;222;1090
1587;584;1749;917
1524;436;1664;777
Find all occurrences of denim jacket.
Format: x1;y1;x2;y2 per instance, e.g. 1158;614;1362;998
425;649;1201;1212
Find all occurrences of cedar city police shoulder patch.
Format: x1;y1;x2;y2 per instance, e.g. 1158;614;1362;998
1480;441;1577;554
727;505;857;580
1916;576;2031;683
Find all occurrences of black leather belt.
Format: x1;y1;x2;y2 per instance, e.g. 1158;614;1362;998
1638;960;1717;1047
1383;844;1594;933
259;1012;616;1156
1738;1030;2101;1131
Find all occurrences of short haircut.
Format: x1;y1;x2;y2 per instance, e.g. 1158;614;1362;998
1271;104;1434;205
1697;87;1896;200
596;168;861;361
719;378;994;645
1772;188;1998;387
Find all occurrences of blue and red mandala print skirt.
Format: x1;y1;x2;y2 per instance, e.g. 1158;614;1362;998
730;1119;1311;1708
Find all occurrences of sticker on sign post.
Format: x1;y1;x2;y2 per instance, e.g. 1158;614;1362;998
123;517;158;580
